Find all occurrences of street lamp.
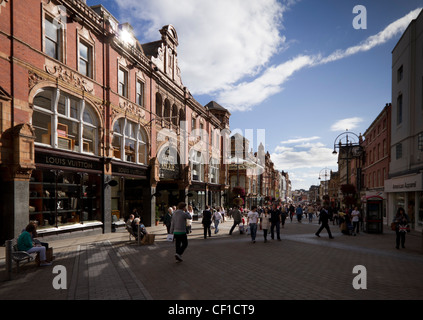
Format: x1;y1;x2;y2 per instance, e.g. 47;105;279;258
332;130;363;185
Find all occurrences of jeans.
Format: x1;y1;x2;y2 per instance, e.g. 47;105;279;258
174;233;188;256
271;222;280;240
396;230;406;248
352;221;360;233
214;220;220;234
27;246;46;261
249;223;257;241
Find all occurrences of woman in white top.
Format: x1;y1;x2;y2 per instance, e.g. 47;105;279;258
260;207;271;243
351;206;361;235
186;205;194;234
213;207;222;234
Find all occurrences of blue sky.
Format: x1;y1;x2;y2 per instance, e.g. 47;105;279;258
86;0;422;190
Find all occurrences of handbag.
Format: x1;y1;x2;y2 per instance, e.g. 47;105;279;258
391;222;397;231
166;234;174;241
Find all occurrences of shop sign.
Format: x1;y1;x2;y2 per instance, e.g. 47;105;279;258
384;173;423;192
158;147;180;179
36;152;101;171
112;163;147;177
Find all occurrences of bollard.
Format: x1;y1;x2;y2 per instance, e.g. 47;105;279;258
5;240;12;281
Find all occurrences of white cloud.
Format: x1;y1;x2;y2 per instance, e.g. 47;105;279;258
217;7;422;111
330;117;363;132
319;8;422;64
279;136;320;144
217;54;320;111
114;0;289;94
271;136;337;170
113;2;421;113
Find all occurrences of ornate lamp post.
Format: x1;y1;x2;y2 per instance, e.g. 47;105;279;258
318;167;330;197
332;130;363;185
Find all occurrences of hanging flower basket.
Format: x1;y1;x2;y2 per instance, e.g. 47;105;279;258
232;186;245;197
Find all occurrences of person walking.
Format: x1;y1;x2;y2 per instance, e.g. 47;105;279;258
260;207;271;243
186;205;194;234
296;205;303;223
247;206;259;243
351;206;361;235
289;203;295;222
163;207;173;234
170;202;192;262
392;207;410;249
269;203;282;241
315;205;334;239
202;205;213;239
229;205;242;235
213;207;222;234
307;204;314;223
281;205;287;228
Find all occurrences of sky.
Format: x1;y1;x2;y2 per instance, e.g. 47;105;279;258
86;0;423;191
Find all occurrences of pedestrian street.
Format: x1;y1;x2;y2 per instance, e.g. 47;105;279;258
1;217;422;301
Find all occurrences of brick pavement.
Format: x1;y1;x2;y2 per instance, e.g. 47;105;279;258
0;218;422;301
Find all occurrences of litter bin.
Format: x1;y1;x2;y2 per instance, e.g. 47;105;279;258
364;196;383;233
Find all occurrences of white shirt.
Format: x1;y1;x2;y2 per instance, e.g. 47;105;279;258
351;210;360;222
247;211;259;224
213;211;222;221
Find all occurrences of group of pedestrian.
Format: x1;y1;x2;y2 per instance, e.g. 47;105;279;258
201;205;225;238
155;199;412;263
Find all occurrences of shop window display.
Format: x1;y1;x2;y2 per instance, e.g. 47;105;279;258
29;169;101;229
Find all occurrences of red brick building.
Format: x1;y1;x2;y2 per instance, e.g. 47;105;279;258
0;0;231;242
362;103;391;222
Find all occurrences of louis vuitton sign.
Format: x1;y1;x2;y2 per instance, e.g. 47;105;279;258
35;151;101;171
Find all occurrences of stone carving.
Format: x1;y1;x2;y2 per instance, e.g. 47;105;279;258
45;60;94;93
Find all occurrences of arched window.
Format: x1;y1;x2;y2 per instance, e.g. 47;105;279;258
32;88;98;155
156;93;162;118
172;104;178;125
164;99;171;121
112;118;148;165
179;109;186;128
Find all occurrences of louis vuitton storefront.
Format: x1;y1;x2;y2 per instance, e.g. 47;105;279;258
30;147;104;235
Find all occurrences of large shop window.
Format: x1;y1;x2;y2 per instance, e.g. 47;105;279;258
32;88;98;155
112;118;148;164
29;169;101;230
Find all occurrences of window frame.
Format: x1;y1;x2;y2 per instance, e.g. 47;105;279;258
43;13;63;61
118;66;129;98
32;88;98;155
78;39;93;78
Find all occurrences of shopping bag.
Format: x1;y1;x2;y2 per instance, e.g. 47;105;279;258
166;234;174;241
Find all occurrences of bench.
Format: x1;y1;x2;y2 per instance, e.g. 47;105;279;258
10;238;38;272
125;224;155;245
125;224;137;241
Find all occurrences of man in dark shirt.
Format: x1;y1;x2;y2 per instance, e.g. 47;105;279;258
315;205;334;239
269;204;282;241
